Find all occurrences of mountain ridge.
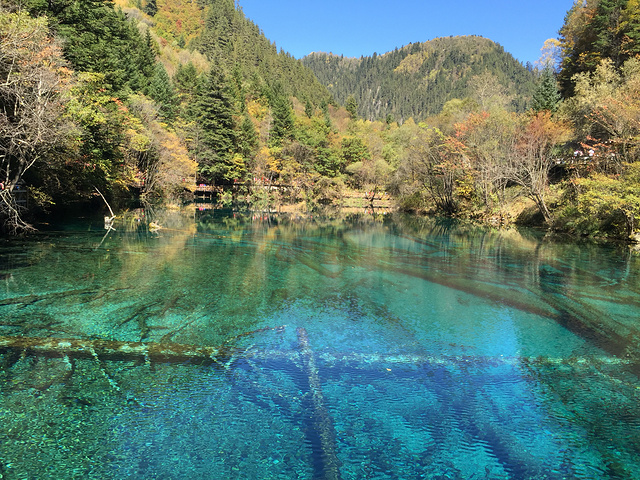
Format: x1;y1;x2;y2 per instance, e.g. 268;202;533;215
302;35;537;122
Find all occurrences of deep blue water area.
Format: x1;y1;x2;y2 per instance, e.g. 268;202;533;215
1;208;639;479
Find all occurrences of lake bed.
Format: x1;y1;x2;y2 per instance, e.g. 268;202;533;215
1;208;639;479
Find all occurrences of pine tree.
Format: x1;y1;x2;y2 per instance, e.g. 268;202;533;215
230;63;246;111
174;62;200;99
268;82;294;147
346;95;358;119
305;99;314;118
195;66;238;182
237;113;258;159
144;0;157;17
51;0;141;93
148;63;177;120
592;0;627;67
531;67;561;112
128;29;157;94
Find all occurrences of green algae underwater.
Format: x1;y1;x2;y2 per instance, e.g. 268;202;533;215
1;207;639;479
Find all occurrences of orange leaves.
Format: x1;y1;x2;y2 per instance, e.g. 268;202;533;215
516;111;572;155
453;111;490;139
1;10;77;231
444;135;467;157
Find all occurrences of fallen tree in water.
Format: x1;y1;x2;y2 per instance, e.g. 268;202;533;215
1;333;635;369
0;324;281;365
0;326;284;365
0;335;233;364
297;327;342;480
0;287;133;307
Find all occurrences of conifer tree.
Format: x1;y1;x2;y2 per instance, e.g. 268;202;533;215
305;99;314;118
346;95;358;119
174;62;200;92
148;63;177;120
237;114;258;159
591;0;627;67
228;64;249;120
531;67;561;112
320;99;332;128
173;61;200;115
143;0;157;17
268;82;294;147
51;0;139;93
195;65;238;182
128;29;157;94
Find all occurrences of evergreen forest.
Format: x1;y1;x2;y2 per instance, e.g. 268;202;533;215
1;0;640;243
302;36;538;122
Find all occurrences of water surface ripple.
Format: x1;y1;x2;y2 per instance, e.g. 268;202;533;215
0;209;639;479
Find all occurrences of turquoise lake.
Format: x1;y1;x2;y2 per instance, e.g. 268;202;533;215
1;207;639;479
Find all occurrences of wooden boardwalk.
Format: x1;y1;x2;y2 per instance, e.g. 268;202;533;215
192;183;395;212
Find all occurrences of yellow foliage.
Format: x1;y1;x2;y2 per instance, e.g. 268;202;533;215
155;33;209;78
331;105;351;132
127;131;152;152
266;147;282;176
252;146;276;180
395;51;430;74
247;99;268;121
154;0;208;47
157;129;197;194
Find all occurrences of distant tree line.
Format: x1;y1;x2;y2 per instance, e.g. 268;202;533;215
302;36;538;123
2;0;639;242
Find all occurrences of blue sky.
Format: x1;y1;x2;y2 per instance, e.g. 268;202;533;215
237;0;576;65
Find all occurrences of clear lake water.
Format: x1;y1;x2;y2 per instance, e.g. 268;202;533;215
0;207;639;479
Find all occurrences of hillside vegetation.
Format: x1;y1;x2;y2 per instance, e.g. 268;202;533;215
1;0;640;243
302;36;537;122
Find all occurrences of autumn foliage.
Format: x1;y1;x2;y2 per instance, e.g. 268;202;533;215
0;11;74;232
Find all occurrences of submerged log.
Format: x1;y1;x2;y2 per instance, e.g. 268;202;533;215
386;264;640;365
0;288;101;307
0;326;286;366
0;335;234;364
297;327;342;480
0;287;132;307
275;247;341;279
0;334;633;369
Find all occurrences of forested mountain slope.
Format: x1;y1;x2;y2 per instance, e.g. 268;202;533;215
303;36;537;122
1;0;337;234
151;0;333;106
3;0;639;243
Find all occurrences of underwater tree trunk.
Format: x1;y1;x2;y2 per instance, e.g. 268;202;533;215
297;327;342;480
